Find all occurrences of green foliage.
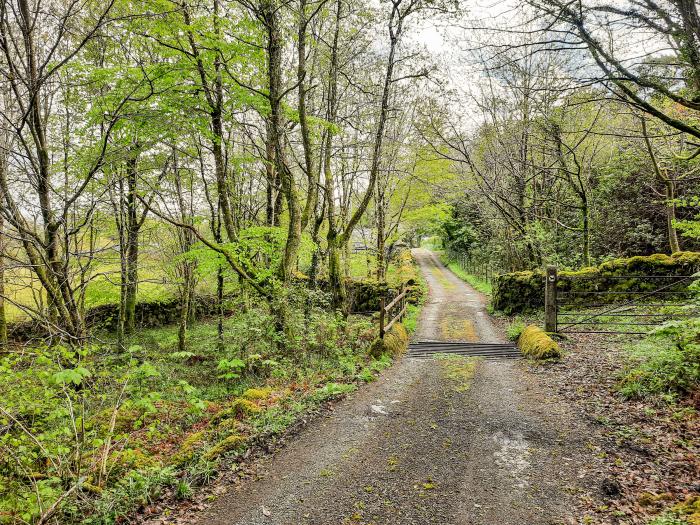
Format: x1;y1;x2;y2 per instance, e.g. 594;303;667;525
506;319;526;341
0;292;385;523
82;467;177;525
312;382;357;401
619;318;700;401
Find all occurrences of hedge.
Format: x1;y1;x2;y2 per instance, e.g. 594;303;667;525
492;251;700;314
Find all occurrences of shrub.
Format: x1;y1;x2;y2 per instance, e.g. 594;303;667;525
517;325;561;359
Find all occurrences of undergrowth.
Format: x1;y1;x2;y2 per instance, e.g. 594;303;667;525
619;317;700;402
619;280;700;402
0;291;392;525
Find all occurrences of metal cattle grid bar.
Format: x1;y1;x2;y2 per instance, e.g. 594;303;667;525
407;341;520;359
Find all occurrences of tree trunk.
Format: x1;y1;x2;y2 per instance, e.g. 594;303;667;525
124;154;139;334
581;196;591;267
264;0;302;281
641;118;681;254
0;208;6;350
376;189;386;281
665;180;680;253
178;274;191;354
324;0;348;308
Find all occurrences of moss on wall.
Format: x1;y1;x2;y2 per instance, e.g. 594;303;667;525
493;252;700;314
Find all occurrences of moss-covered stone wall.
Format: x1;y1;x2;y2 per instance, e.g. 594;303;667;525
8;249;425;341
347;247;422;312
493;252;700;314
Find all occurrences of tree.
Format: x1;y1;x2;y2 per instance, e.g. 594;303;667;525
525;0;700;143
0;0;125;343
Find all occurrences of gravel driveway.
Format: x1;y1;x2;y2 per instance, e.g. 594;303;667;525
195;249;599;525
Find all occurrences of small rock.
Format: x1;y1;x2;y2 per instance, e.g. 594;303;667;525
370;405;388;415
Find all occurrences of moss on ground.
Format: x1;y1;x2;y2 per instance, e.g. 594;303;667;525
172;431;209;465
440;318;477;342
211;397;262;425
203;434;246;460
517;325;561;359
241;387;273;400
438;355;478;392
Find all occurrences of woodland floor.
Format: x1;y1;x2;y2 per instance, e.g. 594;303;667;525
145;249;635;525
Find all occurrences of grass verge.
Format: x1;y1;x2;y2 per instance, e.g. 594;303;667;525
442;258;493;296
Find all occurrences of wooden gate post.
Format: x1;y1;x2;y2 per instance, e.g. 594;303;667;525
379;296;386;338
544;265;558;333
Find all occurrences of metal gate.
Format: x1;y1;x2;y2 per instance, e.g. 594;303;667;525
550;272;699;335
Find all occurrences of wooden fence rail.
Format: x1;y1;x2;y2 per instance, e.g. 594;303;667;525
379;285;408;338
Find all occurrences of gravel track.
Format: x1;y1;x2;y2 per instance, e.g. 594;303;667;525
195;249;599;524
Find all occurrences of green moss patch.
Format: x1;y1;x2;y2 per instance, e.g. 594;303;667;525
211;397;262;425
203;434;246;460
517;325;561;359
437;355;478;392
241;387;273;400
172;431;209;465
369;322;409;358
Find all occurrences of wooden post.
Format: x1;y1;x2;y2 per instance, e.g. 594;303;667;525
379;296;386;338
544;265;558;333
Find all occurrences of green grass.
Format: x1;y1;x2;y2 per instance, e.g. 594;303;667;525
444;259;493;296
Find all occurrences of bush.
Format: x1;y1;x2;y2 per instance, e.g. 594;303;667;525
517;325;561;359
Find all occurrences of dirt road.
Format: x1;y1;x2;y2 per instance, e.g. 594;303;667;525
195;249;597;525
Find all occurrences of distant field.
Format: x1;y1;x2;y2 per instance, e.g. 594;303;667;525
5;244;396;323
